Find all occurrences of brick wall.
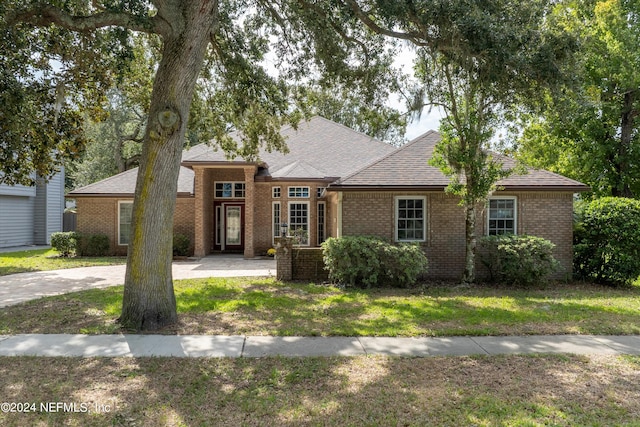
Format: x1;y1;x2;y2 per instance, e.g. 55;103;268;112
340;191;575;281
76;198;122;254
75;196;195;256
276;237;328;282
292;247;329;281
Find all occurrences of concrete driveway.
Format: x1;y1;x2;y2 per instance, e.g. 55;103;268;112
0;255;275;307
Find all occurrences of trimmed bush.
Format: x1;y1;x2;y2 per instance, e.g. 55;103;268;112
480;235;559;286
77;233;110;257
322;236;428;288
574;197;640;285
173;233;191;257
50;231;78;257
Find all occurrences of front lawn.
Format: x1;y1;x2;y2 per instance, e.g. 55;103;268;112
0;248;126;276
1;277;639;336
0;354;639;426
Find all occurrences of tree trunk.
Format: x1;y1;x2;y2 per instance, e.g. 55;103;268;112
462;204;476;284
120;1;217;331
615;89;637;198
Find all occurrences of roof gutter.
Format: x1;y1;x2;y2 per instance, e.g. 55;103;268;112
327;185;590;192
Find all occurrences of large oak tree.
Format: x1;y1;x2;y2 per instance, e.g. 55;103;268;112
2;0;391;330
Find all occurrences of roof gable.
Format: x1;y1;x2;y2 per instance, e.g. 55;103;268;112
331;130;589;192
182;116;395;179
68;117;396;196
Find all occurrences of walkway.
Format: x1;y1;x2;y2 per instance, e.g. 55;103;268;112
0;255;275;307
0;334;638;358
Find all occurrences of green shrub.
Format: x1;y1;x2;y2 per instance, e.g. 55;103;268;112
480;235;559;286
322;236;428;288
173;233;191;257
574;197;640;285
76;233;110;257
50;231;78;257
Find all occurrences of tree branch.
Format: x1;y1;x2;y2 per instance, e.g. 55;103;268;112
8;5;170;37
339;0;428;47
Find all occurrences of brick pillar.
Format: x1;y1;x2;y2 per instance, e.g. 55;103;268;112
243;166;256;258
275;237;293;281
193;167;206;257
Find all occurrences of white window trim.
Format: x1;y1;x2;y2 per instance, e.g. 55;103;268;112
272;186;281;198
394;196;427;242
214;181;246;199
287;186;310;198
486;196;518;235
272;201;281;244
288;201;310;246
118;200;134;246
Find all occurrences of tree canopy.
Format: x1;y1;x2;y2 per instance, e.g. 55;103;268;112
337;0;574;282
517;0;640;198
2;0;397;330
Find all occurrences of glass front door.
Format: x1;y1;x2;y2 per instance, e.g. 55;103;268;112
225;206;242;246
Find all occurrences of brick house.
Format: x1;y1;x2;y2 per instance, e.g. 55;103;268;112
68;116;588;279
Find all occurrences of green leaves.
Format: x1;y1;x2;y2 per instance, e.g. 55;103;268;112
574;197;640;285
480;235;560;286
517;0;640;198
322;236;429;288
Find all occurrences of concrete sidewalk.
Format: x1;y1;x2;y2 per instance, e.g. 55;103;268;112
0;334;638;358
0;255;276;307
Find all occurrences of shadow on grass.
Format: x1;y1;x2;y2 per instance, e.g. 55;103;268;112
0;353;639;426
1;278;640;336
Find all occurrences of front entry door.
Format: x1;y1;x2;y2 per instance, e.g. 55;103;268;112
215;203;244;251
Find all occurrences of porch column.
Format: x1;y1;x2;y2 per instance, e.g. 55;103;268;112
243;166;256;258
193;167;206;257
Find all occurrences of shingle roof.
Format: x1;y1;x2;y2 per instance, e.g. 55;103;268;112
68;117;395;196
68;166;194;196
330;130;589;192
181;116;395;179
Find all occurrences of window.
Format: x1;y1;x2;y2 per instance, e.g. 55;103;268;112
317;187;326;198
288;186;310;198
317;202;326;244
272;202;281;243
272;186;281;198
215;206;222;246
118;201;133;245
288;202;309;245
215;182;245;198
488;197;517;235
395;197;426;242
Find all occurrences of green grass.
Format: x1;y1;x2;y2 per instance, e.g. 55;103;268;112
0;248;126;276
2;277;640;336
0;354;639;426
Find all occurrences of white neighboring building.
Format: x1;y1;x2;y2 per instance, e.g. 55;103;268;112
0;170;65;248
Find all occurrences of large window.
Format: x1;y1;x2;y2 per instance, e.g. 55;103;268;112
215;182;245;198
487;197;517;235
118;201;133;245
395;197;426;242
288;202;309;245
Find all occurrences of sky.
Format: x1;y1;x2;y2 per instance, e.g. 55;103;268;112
391;44;444;141
405;109;443;140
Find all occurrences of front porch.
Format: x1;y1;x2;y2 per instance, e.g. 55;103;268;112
191;165;258;258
